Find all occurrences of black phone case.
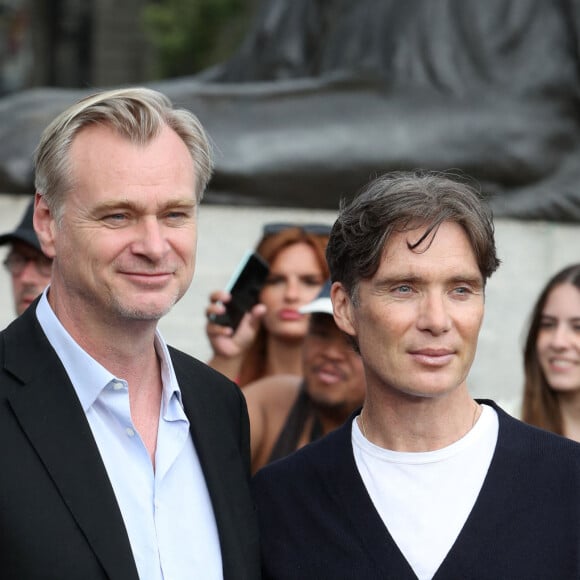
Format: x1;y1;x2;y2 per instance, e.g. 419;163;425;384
212;252;269;330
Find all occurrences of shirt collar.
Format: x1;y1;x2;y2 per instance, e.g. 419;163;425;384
35;288;183;413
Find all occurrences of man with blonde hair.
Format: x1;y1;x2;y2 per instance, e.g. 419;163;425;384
0;87;259;579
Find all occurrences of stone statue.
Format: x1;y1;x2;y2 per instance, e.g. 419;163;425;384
1;0;579;220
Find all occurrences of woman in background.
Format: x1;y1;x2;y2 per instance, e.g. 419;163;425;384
206;223;330;387
521;263;580;441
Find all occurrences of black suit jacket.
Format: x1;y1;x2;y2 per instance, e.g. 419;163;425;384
0;302;260;579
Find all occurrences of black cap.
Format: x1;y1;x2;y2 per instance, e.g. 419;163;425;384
0;199;42;252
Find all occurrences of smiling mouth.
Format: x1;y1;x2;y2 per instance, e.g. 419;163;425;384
313;365;344;384
122;267;174;276
123;271;173;285
548;358;578;370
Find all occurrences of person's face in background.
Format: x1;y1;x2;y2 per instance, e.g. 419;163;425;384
536;283;580;394
4;240;52;315
304;313;365;419
259;242;326;340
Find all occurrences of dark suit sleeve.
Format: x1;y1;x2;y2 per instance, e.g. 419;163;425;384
0;306;140;580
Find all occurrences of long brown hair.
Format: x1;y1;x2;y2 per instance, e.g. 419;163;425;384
522;263;580;434
238;226;330;387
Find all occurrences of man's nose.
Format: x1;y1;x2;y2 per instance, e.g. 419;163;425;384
132;218;169;260
416;292;452;335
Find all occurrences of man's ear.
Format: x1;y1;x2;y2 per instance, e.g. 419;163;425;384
331;282;357;338
33;193;57;259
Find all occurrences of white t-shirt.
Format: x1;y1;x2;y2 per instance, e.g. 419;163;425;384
352;404;499;580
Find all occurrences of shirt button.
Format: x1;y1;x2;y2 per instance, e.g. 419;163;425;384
126;427;135;437
112;380;124;391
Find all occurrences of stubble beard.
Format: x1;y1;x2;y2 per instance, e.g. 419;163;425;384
108;288;182;322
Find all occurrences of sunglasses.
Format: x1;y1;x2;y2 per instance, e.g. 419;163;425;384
3;252;53;276
262;222;332;236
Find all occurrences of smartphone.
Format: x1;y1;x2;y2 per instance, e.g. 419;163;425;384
210;251;270;331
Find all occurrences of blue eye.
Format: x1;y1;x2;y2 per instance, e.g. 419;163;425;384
102;213;128;225
166;210;189;219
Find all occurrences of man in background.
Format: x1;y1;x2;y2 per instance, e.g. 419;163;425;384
0;198;52;315
245;281;365;473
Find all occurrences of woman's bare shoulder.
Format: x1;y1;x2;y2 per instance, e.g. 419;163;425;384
244;374;303;406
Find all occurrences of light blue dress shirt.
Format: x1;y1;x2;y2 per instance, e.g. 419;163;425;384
36;290;223;579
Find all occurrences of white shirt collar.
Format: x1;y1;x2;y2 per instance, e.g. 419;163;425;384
35;287;182;413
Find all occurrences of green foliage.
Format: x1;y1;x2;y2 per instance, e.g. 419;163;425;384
142;0;252;79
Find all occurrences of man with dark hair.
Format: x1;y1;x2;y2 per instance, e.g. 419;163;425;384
253;170;580;579
0;199;52;315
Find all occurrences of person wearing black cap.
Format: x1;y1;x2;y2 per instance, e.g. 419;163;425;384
245;281;365;474
0;198;52;315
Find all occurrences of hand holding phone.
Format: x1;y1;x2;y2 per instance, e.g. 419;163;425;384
209;251;269;331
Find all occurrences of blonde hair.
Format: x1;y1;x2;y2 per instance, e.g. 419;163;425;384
34;87;213;221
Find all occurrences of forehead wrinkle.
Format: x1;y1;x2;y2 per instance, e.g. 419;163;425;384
94;197;196;213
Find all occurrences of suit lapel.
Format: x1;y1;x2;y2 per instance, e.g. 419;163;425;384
4;309;139;580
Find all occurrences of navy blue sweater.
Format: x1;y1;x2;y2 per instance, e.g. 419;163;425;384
253;401;580;579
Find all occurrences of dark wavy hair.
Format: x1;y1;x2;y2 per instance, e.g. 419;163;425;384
521;263;580;434
326;170;500;302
